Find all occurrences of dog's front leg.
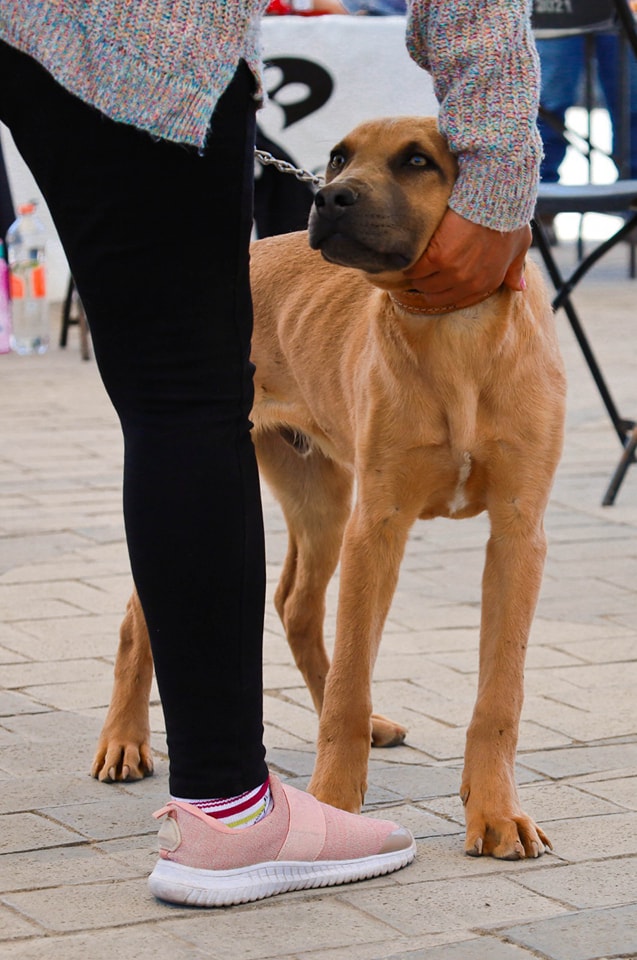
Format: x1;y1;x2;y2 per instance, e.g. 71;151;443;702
308;503;412;813
91;589;154;782
461;511;551;859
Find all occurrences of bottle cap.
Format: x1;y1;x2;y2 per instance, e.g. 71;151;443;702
18;202;36;215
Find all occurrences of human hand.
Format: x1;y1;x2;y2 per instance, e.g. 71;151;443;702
402;209;531;311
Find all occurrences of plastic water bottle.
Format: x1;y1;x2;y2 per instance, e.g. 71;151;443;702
7;202;49;355
0;241;11;354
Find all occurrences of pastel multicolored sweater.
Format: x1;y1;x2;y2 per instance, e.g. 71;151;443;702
0;0;542;231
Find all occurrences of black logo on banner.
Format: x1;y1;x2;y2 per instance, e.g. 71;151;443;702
264;57;334;128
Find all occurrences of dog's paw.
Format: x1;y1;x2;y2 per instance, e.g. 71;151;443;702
91;737;154;783
371;713;408;748
463;809;552;860
308;769;366;814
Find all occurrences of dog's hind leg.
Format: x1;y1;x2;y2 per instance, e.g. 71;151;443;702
255;429;352;718
92;589;154;782
256;429;407;750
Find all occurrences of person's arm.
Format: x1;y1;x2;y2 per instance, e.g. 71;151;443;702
404;0;540;306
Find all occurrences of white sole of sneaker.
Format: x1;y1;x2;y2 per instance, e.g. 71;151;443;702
148;840;417;907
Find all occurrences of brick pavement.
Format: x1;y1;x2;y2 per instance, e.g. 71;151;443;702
0;243;636;959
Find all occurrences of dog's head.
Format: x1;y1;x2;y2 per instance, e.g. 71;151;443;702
308;117;457;289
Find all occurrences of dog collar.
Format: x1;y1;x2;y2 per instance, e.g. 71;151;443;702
388;287;499;316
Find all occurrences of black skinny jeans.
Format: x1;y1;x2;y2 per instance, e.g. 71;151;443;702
0;42;268;798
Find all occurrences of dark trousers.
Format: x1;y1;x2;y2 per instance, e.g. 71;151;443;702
0;41;268;798
537;35;637;182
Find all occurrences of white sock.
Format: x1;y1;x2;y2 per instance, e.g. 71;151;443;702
173;777;273;829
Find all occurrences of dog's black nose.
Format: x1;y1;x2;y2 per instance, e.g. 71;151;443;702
314;183;359;221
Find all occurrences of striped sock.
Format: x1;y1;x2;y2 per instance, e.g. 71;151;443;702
173;777;273;829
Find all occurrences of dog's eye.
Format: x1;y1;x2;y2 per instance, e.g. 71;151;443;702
329;152;347;171
407;154;429;168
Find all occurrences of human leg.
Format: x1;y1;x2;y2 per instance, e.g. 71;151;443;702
536;36;585;182
595;33;637;178
0;41;267;799
0;39;415;904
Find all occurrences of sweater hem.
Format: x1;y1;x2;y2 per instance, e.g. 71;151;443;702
1;11;263;149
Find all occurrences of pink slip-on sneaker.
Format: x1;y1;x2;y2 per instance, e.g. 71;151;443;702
148;773;416;906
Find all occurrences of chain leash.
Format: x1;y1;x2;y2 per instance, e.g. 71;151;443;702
255;148;325;187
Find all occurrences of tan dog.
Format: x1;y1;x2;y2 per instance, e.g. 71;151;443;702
92;117;566;860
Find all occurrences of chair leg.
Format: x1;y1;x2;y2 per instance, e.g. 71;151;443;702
602;427;637;506
78;298;91;362
532;218;629;445
532;216;637;504
59;274;91;360
59;275;75;348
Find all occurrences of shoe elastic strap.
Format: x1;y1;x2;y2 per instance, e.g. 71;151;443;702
277;786;327;862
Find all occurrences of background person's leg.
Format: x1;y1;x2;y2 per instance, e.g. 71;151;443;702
0;42;268;799
595;33;637;179
536;36;585;183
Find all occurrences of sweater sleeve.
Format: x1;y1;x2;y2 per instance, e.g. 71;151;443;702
406;0;542;232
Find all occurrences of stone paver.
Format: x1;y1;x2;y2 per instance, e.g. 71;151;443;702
502;904;637;960
0;240;636;959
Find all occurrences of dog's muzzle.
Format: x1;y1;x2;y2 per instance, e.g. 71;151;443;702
308;183;359;249
308;180;413;273
314;183;360;221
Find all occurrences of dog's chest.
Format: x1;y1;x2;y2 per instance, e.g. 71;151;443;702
421;444;487;520
447;450;473;516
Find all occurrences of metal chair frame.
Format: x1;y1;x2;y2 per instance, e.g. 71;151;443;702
532;0;637;504
60;275;91;361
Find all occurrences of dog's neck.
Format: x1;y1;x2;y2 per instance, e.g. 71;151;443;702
388;287;499;316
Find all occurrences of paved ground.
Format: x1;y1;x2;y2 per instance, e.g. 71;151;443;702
0;240;636;959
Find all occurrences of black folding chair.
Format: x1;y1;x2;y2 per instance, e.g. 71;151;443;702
532;0;637;505
60;275;91;361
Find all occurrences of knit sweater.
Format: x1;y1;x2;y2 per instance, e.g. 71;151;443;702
0;0;541;231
